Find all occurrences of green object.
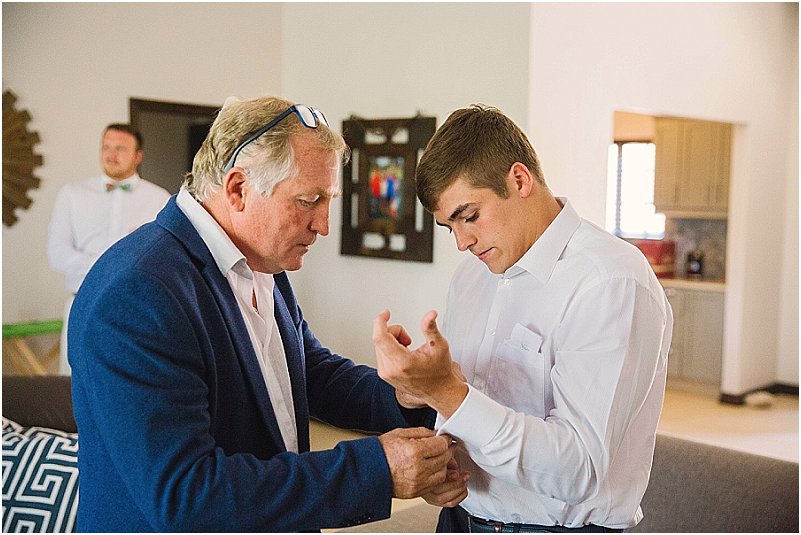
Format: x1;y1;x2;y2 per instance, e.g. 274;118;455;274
2;320;63;338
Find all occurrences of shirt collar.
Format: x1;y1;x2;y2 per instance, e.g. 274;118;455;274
506;197;581;284
175;186;252;279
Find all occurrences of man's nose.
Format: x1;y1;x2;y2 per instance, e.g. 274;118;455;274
454;227;475;252
311;203;331;236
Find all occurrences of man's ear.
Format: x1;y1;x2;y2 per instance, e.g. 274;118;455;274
509;162;534;198
223;168;247;212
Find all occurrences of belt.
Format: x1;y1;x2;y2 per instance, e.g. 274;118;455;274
468;514;623;533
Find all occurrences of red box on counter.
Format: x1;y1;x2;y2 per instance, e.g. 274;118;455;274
633;240;675;279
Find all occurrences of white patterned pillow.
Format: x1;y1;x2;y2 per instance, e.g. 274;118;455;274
2;417;79;532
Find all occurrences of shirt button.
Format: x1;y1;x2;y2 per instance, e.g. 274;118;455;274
504;279;511;286
489;329;496;336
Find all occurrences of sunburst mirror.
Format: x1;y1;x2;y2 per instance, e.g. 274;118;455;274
3;90;43;227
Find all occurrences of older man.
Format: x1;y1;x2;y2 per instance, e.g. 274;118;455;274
69;96;462;532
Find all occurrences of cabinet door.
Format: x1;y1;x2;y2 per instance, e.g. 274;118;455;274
654;119;682;210
680;121;718;209
683;291;724;383
653;118;731;216
664;287;685;378
710;123;731;211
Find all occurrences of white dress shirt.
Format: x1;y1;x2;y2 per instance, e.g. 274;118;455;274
176;187;299;453
47;174;170;293
436;198;672;529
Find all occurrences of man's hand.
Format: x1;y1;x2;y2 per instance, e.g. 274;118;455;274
421;457;470;508
395;362;468;409
373;310;468;417
378;427;453;499
396;389;429;409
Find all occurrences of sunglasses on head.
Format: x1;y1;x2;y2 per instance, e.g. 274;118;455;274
223;104;329;173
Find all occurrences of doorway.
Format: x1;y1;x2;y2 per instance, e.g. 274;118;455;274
129;98;220;194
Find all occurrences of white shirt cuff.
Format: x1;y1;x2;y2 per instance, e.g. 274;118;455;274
436;384;507;449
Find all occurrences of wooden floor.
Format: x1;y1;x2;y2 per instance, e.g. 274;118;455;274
658;386;798;462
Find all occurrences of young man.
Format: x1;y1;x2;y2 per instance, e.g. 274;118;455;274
47;124;170;373
374;104;673;532
69;96;463;531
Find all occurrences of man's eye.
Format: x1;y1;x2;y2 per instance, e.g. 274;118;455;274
465;212;478;223
298;197;319;207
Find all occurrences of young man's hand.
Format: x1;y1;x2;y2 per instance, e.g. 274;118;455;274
373;310;468;418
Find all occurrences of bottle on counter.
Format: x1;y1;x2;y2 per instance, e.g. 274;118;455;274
686;249;704;279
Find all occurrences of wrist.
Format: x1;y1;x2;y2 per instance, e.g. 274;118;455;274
426;374;468;418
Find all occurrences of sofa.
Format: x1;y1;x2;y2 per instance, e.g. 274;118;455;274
349;438;799;533
3;375;78;532
3;374;798;533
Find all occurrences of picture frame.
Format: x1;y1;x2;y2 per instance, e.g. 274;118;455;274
340;115;436;262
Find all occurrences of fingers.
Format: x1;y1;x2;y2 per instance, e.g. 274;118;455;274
392;427;436;439
401;431;450;460
420;310;441;344
388;324;413;347
422;469;470;508
420;458;470;508
417;448;454;489
372;309;391;343
374;310;413;349
380;429;454;499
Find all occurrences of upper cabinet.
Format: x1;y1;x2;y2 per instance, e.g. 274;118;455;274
654;117;731;218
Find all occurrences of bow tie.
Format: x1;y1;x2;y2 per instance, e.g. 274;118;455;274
106;182;132;192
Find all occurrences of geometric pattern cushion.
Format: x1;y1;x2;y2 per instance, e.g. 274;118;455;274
2;418;79;533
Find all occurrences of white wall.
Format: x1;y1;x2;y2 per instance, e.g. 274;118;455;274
280;3;532;365
777;8;799;386
528;3;798;394
3;3;796;394
2;2;284;323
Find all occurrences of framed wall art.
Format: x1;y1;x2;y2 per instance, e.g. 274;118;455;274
340;115;436;262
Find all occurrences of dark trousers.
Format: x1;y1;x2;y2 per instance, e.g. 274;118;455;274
437;506;470;532
437;507;624;533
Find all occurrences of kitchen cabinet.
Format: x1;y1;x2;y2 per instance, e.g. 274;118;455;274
654;118;731;217
664;286;724;384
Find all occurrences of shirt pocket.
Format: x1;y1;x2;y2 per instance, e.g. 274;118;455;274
487;324;547;418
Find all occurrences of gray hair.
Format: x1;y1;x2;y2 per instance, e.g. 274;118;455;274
184;95;348;201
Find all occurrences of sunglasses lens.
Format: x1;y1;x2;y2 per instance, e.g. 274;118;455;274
295;105;319;127
312;108;329;127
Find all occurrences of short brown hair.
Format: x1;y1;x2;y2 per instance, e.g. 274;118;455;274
105;124;143;150
415;104;545;212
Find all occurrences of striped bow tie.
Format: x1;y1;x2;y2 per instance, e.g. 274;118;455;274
106;182;132;192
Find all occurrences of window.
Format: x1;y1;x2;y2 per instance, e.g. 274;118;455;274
606;141;665;239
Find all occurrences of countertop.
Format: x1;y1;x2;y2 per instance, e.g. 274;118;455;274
660;277;726;293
